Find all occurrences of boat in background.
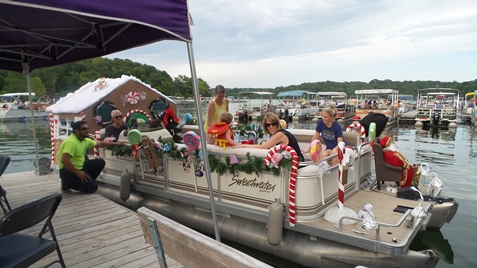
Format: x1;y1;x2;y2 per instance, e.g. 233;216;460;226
0;93;48;121
276;90;315;121
471;90;477;127
355;89;400;126
395;94;417;113
414;88;459;130
235;91;274;122
311;91;356;123
459;91;475;125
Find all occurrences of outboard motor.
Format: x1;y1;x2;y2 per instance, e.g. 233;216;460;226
241;110;249;124
432;112;440;126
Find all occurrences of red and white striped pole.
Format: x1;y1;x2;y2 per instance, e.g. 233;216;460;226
337;142;345;209
49;113;56;168
94;130;100;159
264;144;299;227
81;111;86;122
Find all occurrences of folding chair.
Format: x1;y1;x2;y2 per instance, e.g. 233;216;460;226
0;154;12;214
0;192;66;268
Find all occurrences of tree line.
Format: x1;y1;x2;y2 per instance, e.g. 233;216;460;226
0;57;475;100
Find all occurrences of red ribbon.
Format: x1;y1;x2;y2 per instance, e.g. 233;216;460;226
131;144;140;158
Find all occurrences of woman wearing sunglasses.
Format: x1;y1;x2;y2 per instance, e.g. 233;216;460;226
304;103;343;165
235;112;303;161
104;110;127;141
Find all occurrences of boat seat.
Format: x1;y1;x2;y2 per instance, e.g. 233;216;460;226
0;154;11;214
0;193;66;268
372;139;402;190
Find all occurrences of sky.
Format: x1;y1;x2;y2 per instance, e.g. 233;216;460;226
108;0;477;89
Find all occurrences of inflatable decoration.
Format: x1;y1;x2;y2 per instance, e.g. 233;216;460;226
184;113;193;123
309;139;322;163
183;131;201;151
346;121;366;141
368;122;376;141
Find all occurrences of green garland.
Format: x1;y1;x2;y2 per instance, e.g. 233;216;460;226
106;138;295;177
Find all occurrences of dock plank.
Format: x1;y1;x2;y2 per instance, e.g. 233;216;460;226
0;171;182;268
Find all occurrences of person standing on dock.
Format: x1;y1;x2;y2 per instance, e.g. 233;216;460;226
58;121;124;193
204;85;229;144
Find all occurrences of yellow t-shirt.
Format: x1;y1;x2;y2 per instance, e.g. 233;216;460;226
57;134;97;170
204;98;227;132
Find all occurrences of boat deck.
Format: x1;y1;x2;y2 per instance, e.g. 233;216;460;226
300;183;428;253
0;171;183;268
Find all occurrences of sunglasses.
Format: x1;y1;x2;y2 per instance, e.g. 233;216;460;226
80;127;90;131
264;122;279;128
115;115;123;119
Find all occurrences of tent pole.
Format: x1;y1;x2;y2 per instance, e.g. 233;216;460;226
22;62;40;176
186;42;221;242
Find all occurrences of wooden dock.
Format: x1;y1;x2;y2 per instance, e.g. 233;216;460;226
1;171;183;268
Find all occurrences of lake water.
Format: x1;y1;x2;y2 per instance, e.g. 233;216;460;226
1;101;475;267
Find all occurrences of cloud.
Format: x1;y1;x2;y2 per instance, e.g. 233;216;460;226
108;0;477;88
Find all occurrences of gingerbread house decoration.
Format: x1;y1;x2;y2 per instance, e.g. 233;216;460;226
46;75;176;166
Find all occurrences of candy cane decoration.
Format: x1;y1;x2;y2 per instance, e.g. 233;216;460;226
264;144;299;227
346;122;366;141
49;113;56;168
337;142;345;209
94;131;100;159
124;109;152;122
81;112;86;122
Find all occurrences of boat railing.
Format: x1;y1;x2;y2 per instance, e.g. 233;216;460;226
337;209;413;240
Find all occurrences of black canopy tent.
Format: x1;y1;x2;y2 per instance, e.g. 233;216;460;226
0;0;220;240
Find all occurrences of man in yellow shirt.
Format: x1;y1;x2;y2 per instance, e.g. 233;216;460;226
58;121;123;193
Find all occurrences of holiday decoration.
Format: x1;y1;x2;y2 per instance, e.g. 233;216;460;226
309;139;322;163
376;136;421;188
264;144;298;227
94;131;100;159
183;131;201;151
346;116;366;142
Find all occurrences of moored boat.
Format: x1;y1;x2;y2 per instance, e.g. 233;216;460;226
311;91;356;124
355;89;400;127
0;93;48;121
414;88;459;130
88;125;457;267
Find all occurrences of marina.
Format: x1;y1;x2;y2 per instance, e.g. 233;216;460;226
1;115;475;267
0;2;473;267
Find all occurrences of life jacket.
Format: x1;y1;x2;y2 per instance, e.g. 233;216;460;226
208;122;234;150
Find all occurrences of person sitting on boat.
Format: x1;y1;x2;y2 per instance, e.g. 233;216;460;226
234;112;304;161
374;136;421;188
204;84;229;144
104;110;126;141
304;104;343;166
207;112;239;149
57;121;124;194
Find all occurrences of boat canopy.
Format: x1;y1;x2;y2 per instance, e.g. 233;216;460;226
0;93;36;97
315;92;347;97
237;91;273;96
355;89;399;95
277;90;308;98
